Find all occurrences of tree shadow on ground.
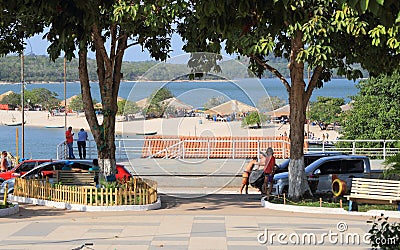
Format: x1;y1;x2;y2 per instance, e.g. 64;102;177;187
6;204;80;220
160;193;262;210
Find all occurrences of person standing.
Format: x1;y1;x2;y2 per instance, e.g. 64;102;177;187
262;147;278;200
0;151;9;172
65;126;75;159
77;128;88;159
239;157;258;194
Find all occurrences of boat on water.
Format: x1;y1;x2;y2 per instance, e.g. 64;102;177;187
45;125;65;128
5;122;24;126
136;131;157;136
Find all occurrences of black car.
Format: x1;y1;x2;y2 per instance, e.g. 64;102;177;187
275;152;347;174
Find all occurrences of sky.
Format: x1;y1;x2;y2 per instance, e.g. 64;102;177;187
24;31;187;62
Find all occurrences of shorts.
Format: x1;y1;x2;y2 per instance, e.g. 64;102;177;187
264;173;273;182
242;172;249;185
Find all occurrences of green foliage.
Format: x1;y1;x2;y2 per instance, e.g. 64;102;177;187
24;88;59;111
68;95;83;112
368;214;400;249
203;96;226;109
309;96;344;125
145;88;174;117
0;88;59;110
242;111;267;128
257;96;287;112
68;94;98;112
0;92;20;106
344;0;400;26
117;99;140;116
341;73;400;141
0;1;44;56
179;0;400;80
0;54;368;82
382;153;400;180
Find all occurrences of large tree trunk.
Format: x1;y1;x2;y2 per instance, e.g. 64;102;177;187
287;31;312;201
78;24;126;182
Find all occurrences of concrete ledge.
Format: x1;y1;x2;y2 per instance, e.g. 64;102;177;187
261;199;400;218
0;203;19;217
9;195;161;212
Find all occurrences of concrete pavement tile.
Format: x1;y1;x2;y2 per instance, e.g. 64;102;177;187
191;223;226;237
194;216;225;220
227;245;266;250
87;228;123;233
194;220;225;223
227;241;261;246
152;236;189;241
157;216;192;237
151;240;188;246
0;222;31;240
11;222;59;237
149;245;188;250
189;237;227;250
116;225;159;238
225;216;259;237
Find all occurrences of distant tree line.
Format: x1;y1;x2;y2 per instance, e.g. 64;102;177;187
0;54;369;83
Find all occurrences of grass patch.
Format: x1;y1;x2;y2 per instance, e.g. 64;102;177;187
269;194;398;212
0;202;13;209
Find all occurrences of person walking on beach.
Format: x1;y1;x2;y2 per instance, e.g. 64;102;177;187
77;128;88;159
261;148;278;199
65;126;75;159
240;157;258;194
0;151;9;172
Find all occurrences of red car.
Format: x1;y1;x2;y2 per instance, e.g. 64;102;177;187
116;164;132;181
0;159;51;183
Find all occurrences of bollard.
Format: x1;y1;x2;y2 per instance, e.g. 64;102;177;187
3;183;8;204
340;199;343;208
283;193;286;205
319;198;322;207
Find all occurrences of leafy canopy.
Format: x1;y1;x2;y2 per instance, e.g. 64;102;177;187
257;96;286;113
117;99;140;116
0;88;59;110
179;0;400;82
309;96;345;126
145;87;174;118
242;111;267;128
69;94;98;112
341;72;400;140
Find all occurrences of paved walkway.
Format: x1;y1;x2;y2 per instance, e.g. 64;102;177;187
0;192;387;250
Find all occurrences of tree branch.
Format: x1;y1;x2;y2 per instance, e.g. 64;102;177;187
250;55;291;92
92;24;112;75
78;49;99;129
305;65;323;104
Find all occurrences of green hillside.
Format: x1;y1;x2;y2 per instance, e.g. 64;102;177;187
0;54;368;82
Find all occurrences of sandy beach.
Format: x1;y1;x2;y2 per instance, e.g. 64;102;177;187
0;110;338;140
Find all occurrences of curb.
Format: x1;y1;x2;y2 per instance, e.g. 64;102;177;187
261;199;400;218
9;195;161;212
0;203;19;217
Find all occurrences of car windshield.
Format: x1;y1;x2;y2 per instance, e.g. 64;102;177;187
276;152;346;174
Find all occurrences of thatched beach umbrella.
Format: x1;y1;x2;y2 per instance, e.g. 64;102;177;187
161;97;193;112
0;90;15;102
267;104;290;117
205;100;258;115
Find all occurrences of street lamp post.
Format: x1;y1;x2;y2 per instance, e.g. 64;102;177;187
20;53;25;159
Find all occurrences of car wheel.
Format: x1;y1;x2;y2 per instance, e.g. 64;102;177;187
0;178;5;184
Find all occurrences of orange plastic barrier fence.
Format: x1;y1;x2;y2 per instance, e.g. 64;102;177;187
141;136;307;159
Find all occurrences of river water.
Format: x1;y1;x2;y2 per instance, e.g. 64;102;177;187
0;78;359;159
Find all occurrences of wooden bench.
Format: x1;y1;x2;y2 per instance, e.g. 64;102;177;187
55;170;96;186
346;178;400;211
